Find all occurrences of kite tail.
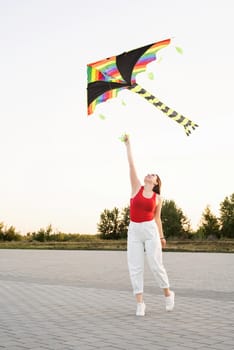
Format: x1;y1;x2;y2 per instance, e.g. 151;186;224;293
128;83;198;136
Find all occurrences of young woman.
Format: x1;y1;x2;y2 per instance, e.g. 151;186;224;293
123;135;175;316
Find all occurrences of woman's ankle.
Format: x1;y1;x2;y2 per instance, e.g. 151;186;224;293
136;293;143;303
163;288;171;297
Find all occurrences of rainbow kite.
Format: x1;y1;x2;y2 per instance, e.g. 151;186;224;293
87;38;198;136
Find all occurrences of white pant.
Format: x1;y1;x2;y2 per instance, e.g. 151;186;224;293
127;220;170;295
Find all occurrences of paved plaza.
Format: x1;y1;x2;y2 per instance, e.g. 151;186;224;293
0;249;234;350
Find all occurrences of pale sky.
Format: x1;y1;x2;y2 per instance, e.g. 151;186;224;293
0;0;233;234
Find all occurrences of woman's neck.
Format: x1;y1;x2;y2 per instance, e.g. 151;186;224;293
144;184;154;192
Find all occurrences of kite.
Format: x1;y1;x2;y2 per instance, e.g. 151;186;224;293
87;38;198;136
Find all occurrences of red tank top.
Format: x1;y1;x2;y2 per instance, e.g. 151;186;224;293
130;186;157;223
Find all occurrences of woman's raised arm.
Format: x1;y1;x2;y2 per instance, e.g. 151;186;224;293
123;135;141;197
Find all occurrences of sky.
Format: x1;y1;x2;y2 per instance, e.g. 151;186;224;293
0;0;234;234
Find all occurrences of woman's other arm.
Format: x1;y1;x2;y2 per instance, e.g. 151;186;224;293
155;196;166;248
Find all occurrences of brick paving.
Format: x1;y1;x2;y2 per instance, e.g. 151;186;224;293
0;250;234;349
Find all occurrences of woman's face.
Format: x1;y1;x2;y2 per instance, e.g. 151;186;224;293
144;174;158;186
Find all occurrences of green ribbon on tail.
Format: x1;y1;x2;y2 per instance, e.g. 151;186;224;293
128;83;198;136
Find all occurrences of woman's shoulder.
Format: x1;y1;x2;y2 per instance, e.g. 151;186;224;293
156;193;163;205
131;185;142;198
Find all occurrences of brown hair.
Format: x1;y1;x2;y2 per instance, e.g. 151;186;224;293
153;174;161;194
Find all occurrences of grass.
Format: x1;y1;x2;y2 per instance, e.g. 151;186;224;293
0;239;234;253
164;239;234;253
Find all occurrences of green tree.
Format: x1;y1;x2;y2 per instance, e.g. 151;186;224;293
197;206;220;239
4;226;18;241
33;224;53;242
97;207;121;239
161;200;191;239
219;193;234;238
0;222;4;241
0;223;22;241
118;206;130;239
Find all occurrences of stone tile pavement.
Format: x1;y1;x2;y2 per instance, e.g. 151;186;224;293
0;250;234;349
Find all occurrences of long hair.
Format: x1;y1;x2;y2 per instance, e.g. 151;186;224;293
153;174;161;194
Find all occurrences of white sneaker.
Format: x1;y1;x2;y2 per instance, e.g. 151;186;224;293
165;291;175;312
136;302;146;316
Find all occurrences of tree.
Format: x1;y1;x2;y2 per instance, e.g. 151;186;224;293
161;200;191;239
219;193;234;238
118;206;130;239
98;200;192;240
0;222;4;241
198;206;220;239
97;206;130;240
97;207;121;239
33;224;53;242
0;223;22;241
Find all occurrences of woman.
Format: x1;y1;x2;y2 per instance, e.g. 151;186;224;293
123;135;175;316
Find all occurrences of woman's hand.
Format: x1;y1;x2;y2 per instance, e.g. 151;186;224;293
161;237;167;249
122;133;130;145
